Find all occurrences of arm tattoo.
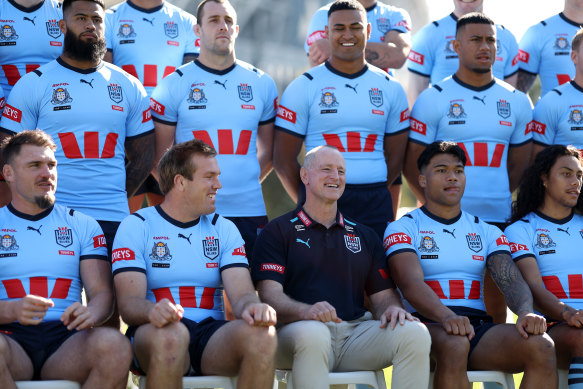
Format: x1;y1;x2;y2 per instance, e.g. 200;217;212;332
365;49;380;63
487;253;533;315
125;132;155;198
516;71;537;93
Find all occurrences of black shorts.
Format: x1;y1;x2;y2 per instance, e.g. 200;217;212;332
225;216;267;264
414;306;496;359
126;317;227;376
97;220;121;260
134;175;164;196
0;321;76;380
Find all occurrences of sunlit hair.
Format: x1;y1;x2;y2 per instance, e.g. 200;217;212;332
510;145;583;223
328;0;365;18
417;141;467;172
303;145;343;170
62;0;104;14
572;28;583;53
1;130;56;165
456;12;494;36
157;139;217;195
196;0;235;24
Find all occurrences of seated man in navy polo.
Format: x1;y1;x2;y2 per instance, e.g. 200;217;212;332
252;145;431;389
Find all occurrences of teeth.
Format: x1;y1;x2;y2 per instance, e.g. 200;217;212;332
342;43;355;46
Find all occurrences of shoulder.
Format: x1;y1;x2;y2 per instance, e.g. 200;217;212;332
235;60;271;80
106;1;124;14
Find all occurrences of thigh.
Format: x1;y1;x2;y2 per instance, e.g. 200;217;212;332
426;323;471;361
275;321;331;369
0;332;34;380
132;321;191;374
548;323;583;368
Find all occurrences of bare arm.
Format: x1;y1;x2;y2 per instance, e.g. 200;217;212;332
125;132;155;197
507;142;532;193
504;72;518;88
384;131;409;186
531;143;546;163
402;141;426;202
222;268;276;326
152;120;176;181
273;129;303;203
516;70;537;93
407;71;430;109
368;288;417;329
103;51;113;63
365;30;411;70
308;39;331;68
257;122;274;182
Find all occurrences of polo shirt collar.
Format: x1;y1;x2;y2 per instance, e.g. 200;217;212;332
295;208;345;229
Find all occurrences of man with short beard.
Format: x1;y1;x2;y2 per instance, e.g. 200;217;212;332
0;0;155;266
0;130;132;388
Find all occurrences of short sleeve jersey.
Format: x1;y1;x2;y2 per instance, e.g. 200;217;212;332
519;13;582;97
105;0;199;97
0;58;154;222
150;59;277;217
275;62;409;184
531;81;583;150
112;206;247;322
505;211;583;311
409;75;533;223
407;13;519;84
252;208;394;321
384;207;511;312
0;0;63;95
0;204;108;322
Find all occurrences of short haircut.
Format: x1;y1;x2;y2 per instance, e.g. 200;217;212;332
328;0;365;18
197;0;234;24
456;12;495;35
1;130;57;165
62;0;105;14
157;138;217;195
572;28;583;53
303;145;341;170
417;141;467;172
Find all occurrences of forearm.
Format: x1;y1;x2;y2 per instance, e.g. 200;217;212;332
365;42;408;70
273;162;300;203
118;297;156;327
258;151;273;182
86;290;114;326
400;282;456;322
126;154;154;197
516;70;537;93
0;300;17;324
508;146;532;192
530;283;574;321
231;291;262;319
488;254;534;315
259;290;310;324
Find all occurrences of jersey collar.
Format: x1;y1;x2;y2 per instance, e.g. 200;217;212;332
295;207;345;229
364;2;377;13
155;205;201;228
194;59;237;75
559;12;583;28
452;74;496;92
7;203;54;221
571;80;583;93
127;0;164;13
57;57;104;75
324;61;368;79
8;0;45;13
449;12;458;22
420;206;462;225
534;209;575;225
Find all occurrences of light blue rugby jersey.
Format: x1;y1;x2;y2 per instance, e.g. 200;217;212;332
105;0;199;97
409;75;532;223
407;13;519;85
0;204;108;322
275;62;409;185
0;58;154;222
0;0;63;94
112;206;247;322
150;59;277;217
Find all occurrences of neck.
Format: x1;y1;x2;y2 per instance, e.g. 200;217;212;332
129;0;163;9
453;5;483;18
159;197;201;224
12;0;43;8
359;0;376;9
424;201;461;221
454;67;494;87
328;56;366;76
563;3;583;24
575;74;583;87
197;50;236;71
59;53;101;70
10;198;48;216
302;198;338;228
538;201;573;221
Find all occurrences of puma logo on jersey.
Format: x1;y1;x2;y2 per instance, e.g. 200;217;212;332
27;225;42;235
443;228;456;238
23;16;36;25
178;233;192;244
80;79;94;88
558;227;570;235
345;83;358;94
143;17;154;26
296;238;310;248
214;80;227;89
473;95;486;105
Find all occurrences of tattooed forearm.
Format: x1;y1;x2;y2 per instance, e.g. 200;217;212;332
125;132;155;198
516;70;537;93
365;49;380;63
487;253;534;315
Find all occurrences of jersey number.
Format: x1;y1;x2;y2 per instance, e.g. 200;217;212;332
122;64;175;88
458;142;505;167
58;132;119;159
426;280;481;300
543;275;583;300
192;130;252;155
323;132;377;152
2;64;40;86
152;286;216;309
2;277;72;299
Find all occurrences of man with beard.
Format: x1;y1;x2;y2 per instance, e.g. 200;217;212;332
0;130;132;388
0;0;155;265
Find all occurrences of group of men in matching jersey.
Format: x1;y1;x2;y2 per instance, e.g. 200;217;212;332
1;0;583;387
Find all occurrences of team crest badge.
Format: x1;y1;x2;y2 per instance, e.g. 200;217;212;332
164;22;178;38
419;236;439;253
319;91;338;108
554;36;570;51
466;233;483;253
535;233;556;249
447;102;466;118
149;242;172;261
569;109;583;124
237;84;253;102
497;100;511;119
0;24;17;41
117;23;136;38
444;39;456;55
344;234;361;253
0;235;18;251
54;227;73;248
50;87;73;105
369;88;383;107
187;87;207;104
376;17;390;34
202;236;219;260
108;84;123;103
45;20;61;39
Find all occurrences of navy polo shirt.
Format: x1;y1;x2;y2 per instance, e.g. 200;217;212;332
252;207;394;321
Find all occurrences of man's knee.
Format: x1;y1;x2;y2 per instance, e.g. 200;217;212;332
281;321;331;355
87;328;132;367
432;333;470;362
523;333;556;365
240;324;277;359
392;321;431;354
138;322;190;358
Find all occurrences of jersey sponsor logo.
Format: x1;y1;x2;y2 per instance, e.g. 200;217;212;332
512;54;519;67
58;132;119;159
202;236;219;260
112;105;123;112
260;263;285;274
276;105;296;123
2;277;72;299
569;109;583;125
518;49;529;63
142;108;151;122
297;210;312;227
45;20;61;39
323;132;377;152
0;96;4;111
372;109;384;116
344;234;361;253
554;36;570;52
188;87;207;105
164;22;178;38
400;108;409;122
167;40;179;46
535;233;556;249
419;236;439;253
237;84;253;102
93;234;106;248
232;245;246;257
0;24;18;43
527;120;546;135
150;98;165;115
108;84;123;104
117;23;136;38
458;142;505;168
466;233;483;252
59;250;74;256
509;242;528;253
150;241;172;261
407;50;424;65
496;235;509;246
0;234;19;251
497;100;511;119
369;88;383;107
394;19;410;31
472;255;484;261
241;104;255;110
410;118;426;135
2;104;21;122
447;102;466;119
54;227;73;248
307;30;326;46
192;129;252;155
50;87;73;105
112;248;135;263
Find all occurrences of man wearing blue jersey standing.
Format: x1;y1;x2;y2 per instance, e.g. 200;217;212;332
274;0;409;239
112;139;277;389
